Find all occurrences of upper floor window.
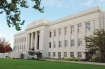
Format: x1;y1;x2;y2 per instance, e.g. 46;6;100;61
49;31;52;37
54;30;56;37
86;21;90;31
54;41;56;48
78;38;82;46
49;42;51;48
65;27;68;35
59;28;62;36
78;23;82;32
65;40;68;47
71;39;74;46
71;25;74;34
59;41;62;47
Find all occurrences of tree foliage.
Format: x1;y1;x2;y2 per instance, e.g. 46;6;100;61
85;29;105;62
0;37;12;53
0;0;44;31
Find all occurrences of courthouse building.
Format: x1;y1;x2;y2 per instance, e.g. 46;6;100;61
13;6;105;59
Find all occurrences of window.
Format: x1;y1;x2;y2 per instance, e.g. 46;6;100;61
59;28;62;36
64;52;67;57
65;40;68;47
77;52;82;58
53;52;55;57
49;42;51;48
86;22;90;31
58;52;61;58
48;52;51;57
65;27;68;35
54;41;56;48
70;52;74;57
54;30;56;37
71;25;74;34
59;41;62;47
49;31;52;37
71;39;74;46
78;38;82;46
78;23;82;32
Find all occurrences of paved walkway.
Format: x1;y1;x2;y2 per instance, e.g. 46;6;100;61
45;59;105;66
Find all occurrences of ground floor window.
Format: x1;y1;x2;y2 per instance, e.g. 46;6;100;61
77;52;82;58
70;52;74;57
53;52;55;57
64;52;67;57
58;52;61;58
48;52;51;57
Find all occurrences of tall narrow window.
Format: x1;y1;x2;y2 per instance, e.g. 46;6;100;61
59;41;62;47
78;23;82;32
49;42;51;48
59;28;62;36
65;27;68;35
65;40;68;47
71;39;74;46
77;52;82;58
78;38;82;46
54;41;56;48
53;52;55;57
71;25;74;34
48;52;51;57
54;30;56;37
86;21;90;31
64;52;67;57
49;31;52;37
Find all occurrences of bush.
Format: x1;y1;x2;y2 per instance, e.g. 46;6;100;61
64;58;81;61
93;56;101;62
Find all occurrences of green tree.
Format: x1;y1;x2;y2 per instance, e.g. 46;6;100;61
0;0;44;31
85;29;105;62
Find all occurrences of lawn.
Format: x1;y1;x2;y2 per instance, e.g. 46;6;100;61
0;59;105;69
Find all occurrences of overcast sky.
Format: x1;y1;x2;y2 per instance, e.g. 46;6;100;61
0;0;105;48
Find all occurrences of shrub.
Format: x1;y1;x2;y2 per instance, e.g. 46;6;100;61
93;56;101;62
64;58;81;61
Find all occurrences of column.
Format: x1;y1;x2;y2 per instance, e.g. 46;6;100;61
62;27;65;49
68;26;71;49
31;32;33;49
35;31;38;50
52;30;54;49
56;29;59;49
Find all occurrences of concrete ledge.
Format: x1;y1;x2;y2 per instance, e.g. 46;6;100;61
45;59;105;66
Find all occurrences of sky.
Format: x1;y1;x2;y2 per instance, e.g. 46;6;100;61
1;0;105;48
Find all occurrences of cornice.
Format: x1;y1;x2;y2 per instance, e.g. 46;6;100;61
14;31;26;37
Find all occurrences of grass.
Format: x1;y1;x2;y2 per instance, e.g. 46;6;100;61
0;59;105;69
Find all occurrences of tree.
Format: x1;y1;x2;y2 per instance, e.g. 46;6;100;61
85;29;105;62
0;0;44;31
0;37;12;53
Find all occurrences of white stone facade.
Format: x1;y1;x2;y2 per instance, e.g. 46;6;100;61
13;6;105;59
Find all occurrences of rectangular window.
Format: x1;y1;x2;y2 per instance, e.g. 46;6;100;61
78;23;82;32
86;22;90;31
59;28;62;36
71;25;74;34
54;41;56;48
64;52;67;57
48;52;50;57
49;42;51;48
58;52;61;58
59;41;62;47
70;52;74;57
65;27;68;35
49;31;52;37
54;30;56;37
71;39;74;46
78;38;82;46
53;52;55;57
77;52;82;58
65;40;68;47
